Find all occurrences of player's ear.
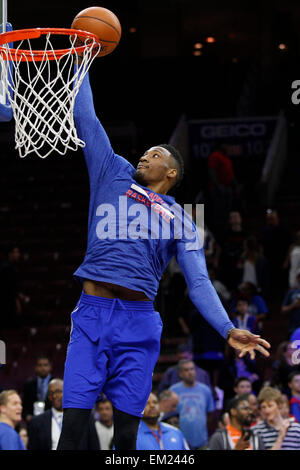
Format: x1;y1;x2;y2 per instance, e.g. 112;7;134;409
167;168;177;181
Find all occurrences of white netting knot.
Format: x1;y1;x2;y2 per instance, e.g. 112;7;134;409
0;31;100;158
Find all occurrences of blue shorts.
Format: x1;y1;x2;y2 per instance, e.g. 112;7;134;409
62;292;163;417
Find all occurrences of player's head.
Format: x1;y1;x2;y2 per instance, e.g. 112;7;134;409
134;144;184;193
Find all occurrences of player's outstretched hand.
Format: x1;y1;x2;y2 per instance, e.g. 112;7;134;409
228;328;271;360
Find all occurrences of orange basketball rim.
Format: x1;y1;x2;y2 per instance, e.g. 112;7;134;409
0;27;100;61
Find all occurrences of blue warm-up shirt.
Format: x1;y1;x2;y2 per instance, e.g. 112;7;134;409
72;71;234;339
0;423;25;450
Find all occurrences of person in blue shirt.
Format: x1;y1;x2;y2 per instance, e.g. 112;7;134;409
0;390;25;450
170;360;215;449
232;298;259;334
136;392;189;450
56;58;271;451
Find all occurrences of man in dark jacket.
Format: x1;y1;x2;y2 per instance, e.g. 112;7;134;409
28;379;99;450
22;356;53;422
208;394;264;450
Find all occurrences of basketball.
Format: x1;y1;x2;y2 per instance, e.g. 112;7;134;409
71;6;122;57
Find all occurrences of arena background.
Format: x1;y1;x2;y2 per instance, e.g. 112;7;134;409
1;0;300;413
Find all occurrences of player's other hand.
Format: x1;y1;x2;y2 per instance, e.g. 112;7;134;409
228;328;271;360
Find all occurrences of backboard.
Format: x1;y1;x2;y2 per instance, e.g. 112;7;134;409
0;0;13;121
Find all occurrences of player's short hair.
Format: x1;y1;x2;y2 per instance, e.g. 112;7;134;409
158;143;184;188
0;389;20;408
257;386;284;406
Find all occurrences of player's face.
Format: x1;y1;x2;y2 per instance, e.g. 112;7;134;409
0;394;23;425
134;146;176;188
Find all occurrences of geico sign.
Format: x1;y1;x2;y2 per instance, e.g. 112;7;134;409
200;123;266;139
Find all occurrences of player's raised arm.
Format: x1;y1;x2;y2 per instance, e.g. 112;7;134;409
73;69;116;184
176;235;271;359
71;8;122;185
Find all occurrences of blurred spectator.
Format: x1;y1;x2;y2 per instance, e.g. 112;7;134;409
288;372;300;423
247;393;262;427
232;297;259;334
94;399;114;450
219;348;262;403
0;390;25;450
0;245;25;328
287;231;300;289
157;344;211;394
231;282;269;333
22;355;53;422
237;236;270;298
260;209;291;297
254;387;300;449
160;410;180;429
27;378;63;450
136;392;189;450
170;359;216;449
219;211;247;289
179;303;225;388
279;394;295;421
208;268;231;307
207;143;237;239
281;272;300;336
17;425;28;450
233;377;253;396
203;226;221;271
271;341;300;398
158;390;179;420
208;394;265;450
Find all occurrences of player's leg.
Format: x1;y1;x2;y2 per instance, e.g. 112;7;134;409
103;300;163;449
57;298;109;450
112;407;141;450
57;408;91;450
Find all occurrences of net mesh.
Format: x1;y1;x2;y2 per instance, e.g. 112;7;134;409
0;32;100;158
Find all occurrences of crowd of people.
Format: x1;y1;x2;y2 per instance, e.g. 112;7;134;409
1;352;300;450
1;141;300;450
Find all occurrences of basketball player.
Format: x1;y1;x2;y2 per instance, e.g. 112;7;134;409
57;67;270;451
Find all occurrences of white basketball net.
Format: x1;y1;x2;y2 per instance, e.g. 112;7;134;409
0;32;101;158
